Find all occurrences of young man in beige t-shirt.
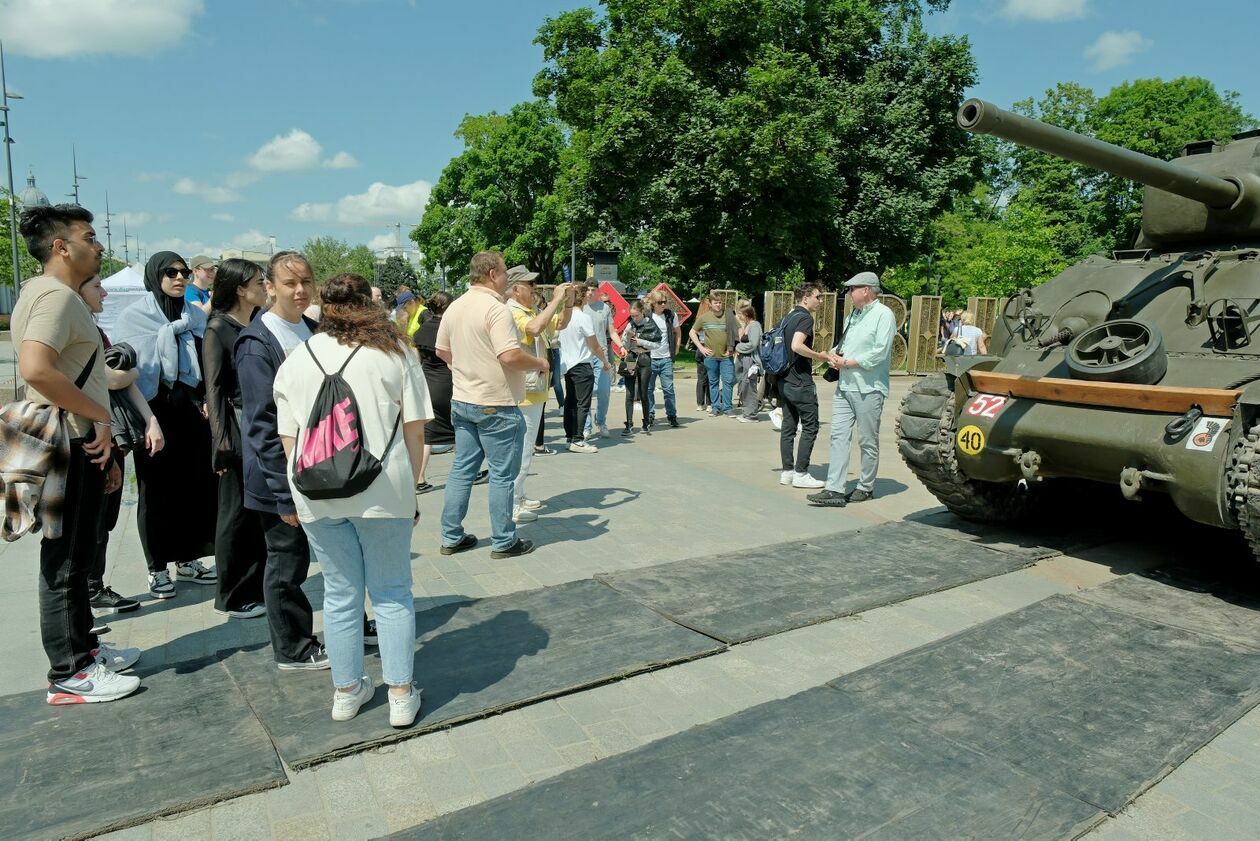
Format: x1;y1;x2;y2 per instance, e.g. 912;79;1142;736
11;204;141;705
435;251;549;560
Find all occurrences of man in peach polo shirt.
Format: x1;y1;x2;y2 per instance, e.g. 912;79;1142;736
436;251;550;559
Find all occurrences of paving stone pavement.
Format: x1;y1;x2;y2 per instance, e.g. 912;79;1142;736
2;374;1255;839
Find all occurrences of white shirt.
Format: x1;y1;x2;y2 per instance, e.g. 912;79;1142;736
273;334;433;522
262;310;312;357
587;301;611;347
559;306;596;374
650;313;671;359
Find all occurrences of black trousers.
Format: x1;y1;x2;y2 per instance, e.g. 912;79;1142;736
258;511;319;663
696;357;710;407
563;363;595;443
624;357;652;426
778;376;820;473
214;465;267;612
40;442;104;681
536;400;547;447
88;452;124;591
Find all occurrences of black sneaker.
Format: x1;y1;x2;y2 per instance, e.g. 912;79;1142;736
668;416;680;428
277;645;331;671
89;586;141;615
846;489;874;503
490;539;535;559
440;533;478;556
807;490;848;507
473;469;490;485
622;424;634;436
90;620;112;636
364;618;378;646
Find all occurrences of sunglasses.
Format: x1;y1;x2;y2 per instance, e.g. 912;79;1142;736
164;267;192;279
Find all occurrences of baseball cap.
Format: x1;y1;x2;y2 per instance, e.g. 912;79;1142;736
506;265;540;284
395;290;416;307
843;271;880;288
190;255;218;270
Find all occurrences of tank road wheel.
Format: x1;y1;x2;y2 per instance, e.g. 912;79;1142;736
1228;420;1260;563
1066;320;1167;385
896;375;1027;523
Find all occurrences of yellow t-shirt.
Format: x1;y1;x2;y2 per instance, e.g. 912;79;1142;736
509;301;564;406
10;275;109;439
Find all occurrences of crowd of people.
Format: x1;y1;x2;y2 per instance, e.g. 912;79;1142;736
5;201;901;724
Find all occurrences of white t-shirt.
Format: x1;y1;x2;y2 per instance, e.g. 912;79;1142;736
262;310;312;357
559;306;596;374
587;301;612;347
273;334;433;522
650;313;671;360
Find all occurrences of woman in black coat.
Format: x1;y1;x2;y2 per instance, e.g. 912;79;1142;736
203;259;269;618
412;291;454;492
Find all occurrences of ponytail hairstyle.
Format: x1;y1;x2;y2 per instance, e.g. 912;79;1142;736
317;273;408;357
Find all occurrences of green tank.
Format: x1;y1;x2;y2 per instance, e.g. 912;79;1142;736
897;98;1260;558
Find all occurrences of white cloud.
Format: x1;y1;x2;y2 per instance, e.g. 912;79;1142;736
0;0;204;58
172;178;242;204
290;202;333;222
1084;30;1152;71
225;171;261;188
368;233;399;250
227;229;271;250
211;213;236;223
323;151;360;169
118;211;152;227
335;179;432;225
247;128;358;172
1001;0;1087;22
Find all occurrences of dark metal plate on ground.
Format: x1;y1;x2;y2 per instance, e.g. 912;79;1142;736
905;508;1115;560
596;521;1036;643
832;592;1260;813
221;579;723;768
386;688;1103;841
0;658;286;841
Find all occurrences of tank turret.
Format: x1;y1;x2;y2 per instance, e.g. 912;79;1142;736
956;98;1260;248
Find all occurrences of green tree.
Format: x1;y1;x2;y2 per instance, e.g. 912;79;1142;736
377;254;418;294
414;100;571;281
346;245;376;283
302;236;376;285
0;193;40;287
534;0;977;292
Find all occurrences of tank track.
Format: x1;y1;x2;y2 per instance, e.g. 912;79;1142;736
1228;419;1260;562
896;374;1027;523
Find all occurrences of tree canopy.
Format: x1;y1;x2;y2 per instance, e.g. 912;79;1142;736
533;0;977;287
303;236;376;286
413;100;571;281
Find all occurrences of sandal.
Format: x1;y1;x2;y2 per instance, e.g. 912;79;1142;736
415;481;434;494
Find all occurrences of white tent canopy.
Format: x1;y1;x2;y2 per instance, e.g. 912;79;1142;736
97;264;148;340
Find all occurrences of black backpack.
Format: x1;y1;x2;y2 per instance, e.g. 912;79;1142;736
291;343;400;500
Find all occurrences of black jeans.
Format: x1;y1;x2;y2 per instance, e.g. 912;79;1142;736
563;362;595;443
88;452;124;592
258;511;320;663
215;464;267;612
624;357;652;426
696;356;710;407
778;376;820;473
40;442;104;681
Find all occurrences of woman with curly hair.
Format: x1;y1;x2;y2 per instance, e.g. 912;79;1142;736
273;272;432;728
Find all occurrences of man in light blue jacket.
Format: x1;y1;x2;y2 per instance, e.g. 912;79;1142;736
809;271;897;508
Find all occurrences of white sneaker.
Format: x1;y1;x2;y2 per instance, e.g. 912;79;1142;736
175;558;217;584
792;472;826;489
769;408;783;430
738;416;757;423
780;470;794;486
331;676;375;722
47;661;141;705
599;425;610;438
513;507;538;523
520;498;543;511
148;570;176;599
569;441;598;454
93;642;141;673
389;685;423;728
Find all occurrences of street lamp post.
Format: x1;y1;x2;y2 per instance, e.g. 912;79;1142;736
1;41;24;295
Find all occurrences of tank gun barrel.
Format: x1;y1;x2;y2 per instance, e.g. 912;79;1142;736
957;99;1241;210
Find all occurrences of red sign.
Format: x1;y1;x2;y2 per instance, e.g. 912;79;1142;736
599;282;631;358
652;283;692;326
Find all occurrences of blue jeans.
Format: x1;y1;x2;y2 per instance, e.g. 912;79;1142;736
825;389;886;494
646;357;677;420
585;356;611;433
302;517;415;690
703;356;735;414
441;401;524;551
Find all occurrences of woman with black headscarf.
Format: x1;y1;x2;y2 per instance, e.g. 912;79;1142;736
112;251;219;601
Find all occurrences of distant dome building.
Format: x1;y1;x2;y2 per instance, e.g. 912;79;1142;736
18;171;49;209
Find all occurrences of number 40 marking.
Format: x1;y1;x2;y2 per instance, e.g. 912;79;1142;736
966;394;1009;419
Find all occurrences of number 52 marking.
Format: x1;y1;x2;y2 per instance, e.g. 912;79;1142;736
965;394;1009;419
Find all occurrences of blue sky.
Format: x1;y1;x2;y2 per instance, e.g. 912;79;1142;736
0;0;1255;264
